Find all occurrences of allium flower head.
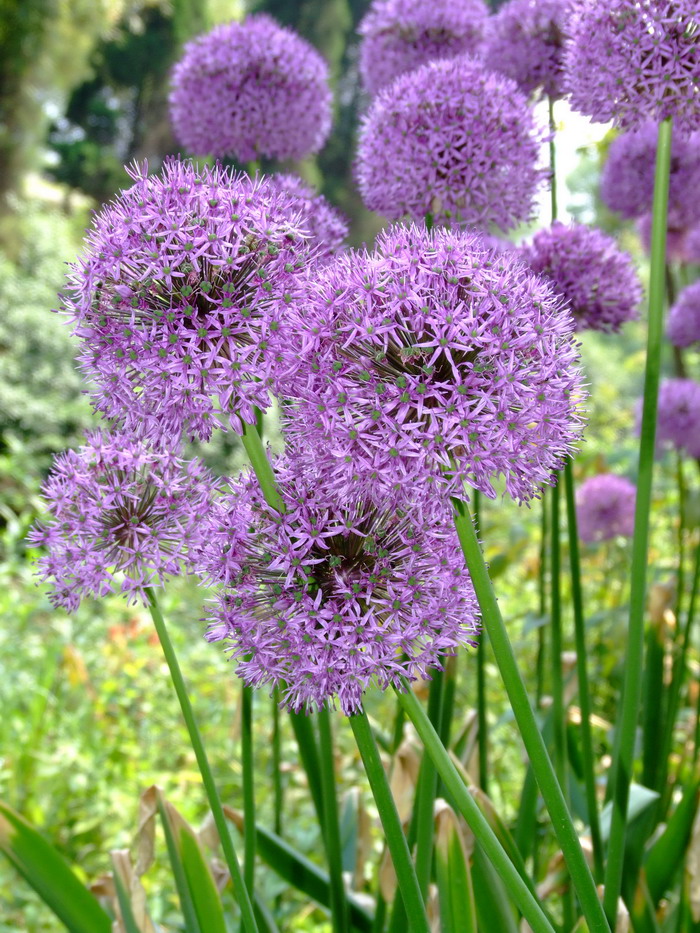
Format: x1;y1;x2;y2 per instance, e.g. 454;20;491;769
637;213;694;263
278;224;585;503
667;282;700;347
65;160;312;442
28;432;219;611
356;55;548;231
686;223;700;262
575;473;636;543
358;0;488;96
565;0;700;132
200;455;479;714
267;174;348;259
656;378;700;458
481;0;571;100
520;221;642;333
600;124;700;226
169;14;332;161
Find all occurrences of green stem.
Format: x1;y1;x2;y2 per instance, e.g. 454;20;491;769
602;117;673;926
318;707;351;933
349;710;430;933
397;682;556;933
145;590;258;933
548;97;557;223
241;684;256;893
272;689;283;838
239;419;285;513
675;452;686;622
451;499;609;933
563;458;604;881
473;489;489;795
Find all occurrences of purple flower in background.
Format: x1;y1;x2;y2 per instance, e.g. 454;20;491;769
520;222;642;333
200;455;480;714
169;14;332;161
356;56;547;231
637;213;694;264
656;378;700;458
357;0;488;96
667;282;700;347
278;224;585;504
267;174;348;259
686;223;700;262
28;432;219;611
565;0;700;132
481;0;571;100
575;473;636;543
65;160;312;442
600;124;700;227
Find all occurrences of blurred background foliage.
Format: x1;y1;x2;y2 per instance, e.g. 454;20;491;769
0;0;698;930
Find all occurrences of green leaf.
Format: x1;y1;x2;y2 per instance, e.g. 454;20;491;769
288;710;325;823
434;803;477;933
111;859;143;933
599;784;659;843
470;843;519;933
156;794;203;933
253;893;281;933
645;777;700;906
241;818;373;932
179;827;228;933
0;801;111;933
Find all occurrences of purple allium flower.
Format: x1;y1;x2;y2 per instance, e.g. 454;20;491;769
28;432;219;611
637;213;694;263
267;174;348;259
357;0;488;96
667;282;700;347
169;14;332;161
600;124;700;226
278;224;585;504
575;473;636;543
200;455;480;714
565;0;700;133
519;221;642;333
481;0;571;100
355;56;547;231
65;160;312;442
685;222;700;262
656;378;700;458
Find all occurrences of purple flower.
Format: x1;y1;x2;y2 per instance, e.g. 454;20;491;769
355;55;547;231
656;378;700;458
519;221;642;333
169;14;332;161
667;282;700;347
278;224;585;504
200;454;480;714
267;174;348;259
637;213;695;264
64;160;312;443
28;431;219;611
358;0;488;96
600;124;700;227
575;473;636;543
481;0;571;100
685;223;700;262
565;0;700;133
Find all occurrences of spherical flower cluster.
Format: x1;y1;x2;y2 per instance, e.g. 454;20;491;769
600;124;700;227
267;174;348;259
565;0;700;133
200;455;480;714
637;213;695;263
686;223;700;262
169;14;332;161
575;473;636;543
667;282;700;347
278;224;585;504
519;222;642;333
481;0;571;100
28;432;219;611
64;160;312;442
656;378;700;458
357;0;488;96
356;56;547;231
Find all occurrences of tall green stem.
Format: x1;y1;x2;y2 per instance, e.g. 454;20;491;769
145;590;258;933
241;685;256;893
239;419;285;512
318;707;351;933
272;689;283;838
602;118;672;925
563;459;604;880
473;490;489;795
397;682;556;933
451;499;609;933
349;710;430;933
548;97;557;223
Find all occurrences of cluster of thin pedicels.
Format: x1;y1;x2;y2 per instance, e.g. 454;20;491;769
33;0;700;711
